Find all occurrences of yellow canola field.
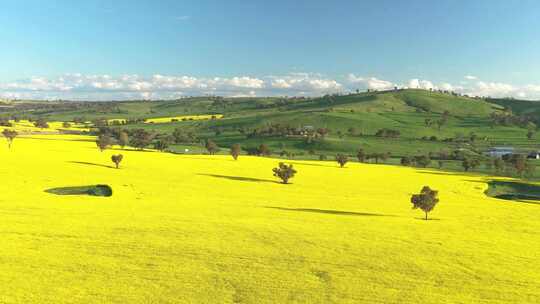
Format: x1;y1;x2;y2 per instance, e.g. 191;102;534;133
0;134;539;303
4;120;90;133
108;114;223;125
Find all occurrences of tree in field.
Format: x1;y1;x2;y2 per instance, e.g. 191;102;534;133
527;130;535;140
2;129;17;148
153;139;170;152
503;154;529;176
424;118;433;127
230;143;241;160
356;149;366;163
438;160;444;169
493;158;505;174
34;118;49;129
272;162;297;184
462;158;480;172
130;129;154;150
205;139;219;155
316;128;329;138
118;131;129;148
414;155;431;168
258;144;271;156
436;119;445;131
401;156;412;166
62;122;72;128
336;154;348;168
96;134;113;152
411;186;440;220
111;154;123;169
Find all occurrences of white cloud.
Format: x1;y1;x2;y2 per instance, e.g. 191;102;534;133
2;73;540;101
464;75;478;80
268;73;343;93
408;79;435;90
0;73;343;100
347;74;395;90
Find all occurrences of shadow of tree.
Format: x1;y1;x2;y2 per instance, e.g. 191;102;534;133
416;171;464;176
68;161;114;169
198;173;278;184
287;161;337;168
264;206;391;217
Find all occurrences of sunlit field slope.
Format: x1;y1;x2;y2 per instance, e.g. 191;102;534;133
0;135;539;303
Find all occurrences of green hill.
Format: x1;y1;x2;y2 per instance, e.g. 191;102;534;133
2;89;539;177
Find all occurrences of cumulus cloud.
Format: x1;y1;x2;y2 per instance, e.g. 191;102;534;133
464;75;478;80
2;73;540;101
408;79;435;90
269;73;342;93
0;73;343;100
347;74;395;90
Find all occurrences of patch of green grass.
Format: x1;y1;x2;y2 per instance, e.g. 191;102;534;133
485;180;540;201
45;185;113;197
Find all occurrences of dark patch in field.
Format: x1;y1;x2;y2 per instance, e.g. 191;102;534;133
485;180;540;203
45;185;113;197
68;161;114;169
416;170;464;176
264;206;390;217
198;173;278;184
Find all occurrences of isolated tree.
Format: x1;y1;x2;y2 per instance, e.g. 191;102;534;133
272;162;297;184
356;149;366;163
258;144;271;156
34;118;49;129
62;122;72;128
2;129;17;148
230;143;241;160
205;139;219;155
438;160;444;169
111;154;123;169
336;154;348;168
410;186;440;220
118;131;129;148
96;134;112;152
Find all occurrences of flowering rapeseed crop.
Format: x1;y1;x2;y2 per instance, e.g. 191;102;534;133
0;134;538;303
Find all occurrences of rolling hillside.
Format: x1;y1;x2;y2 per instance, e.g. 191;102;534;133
2;89;539;175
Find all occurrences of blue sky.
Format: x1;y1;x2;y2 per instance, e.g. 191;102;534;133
1;0;539;100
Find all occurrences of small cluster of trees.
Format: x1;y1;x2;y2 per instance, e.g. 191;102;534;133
375;128;400;138
356;150;391;164
400;155;432;168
